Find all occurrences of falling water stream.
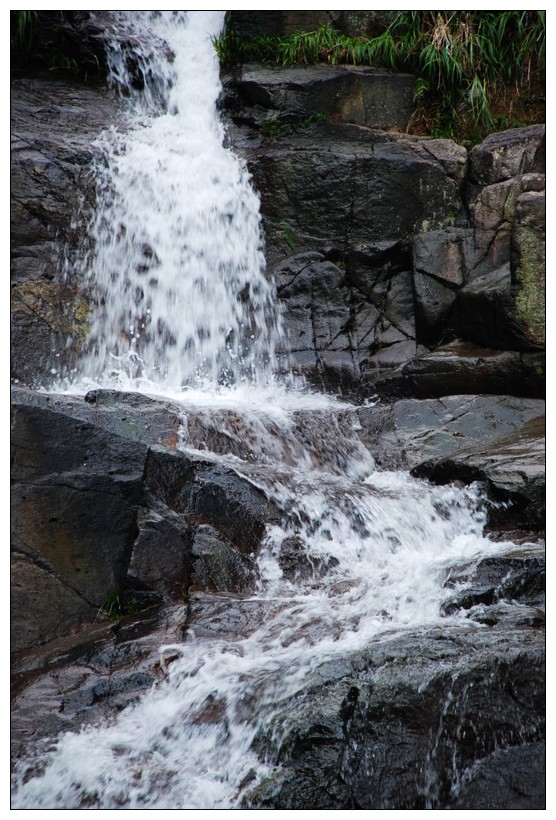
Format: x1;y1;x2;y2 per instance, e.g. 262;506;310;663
12;12;521;809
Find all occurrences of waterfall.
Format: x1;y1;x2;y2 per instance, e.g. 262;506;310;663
12;12;525;809
73;11;280;392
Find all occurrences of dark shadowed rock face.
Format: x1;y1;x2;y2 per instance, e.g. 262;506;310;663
244;622;544;809
226;11;395;40
223;64;416;131
10;387;278;654
224;86;544;396
11;76;121;387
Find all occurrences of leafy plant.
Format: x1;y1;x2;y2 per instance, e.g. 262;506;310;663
98;590;142;621
11;11;39;54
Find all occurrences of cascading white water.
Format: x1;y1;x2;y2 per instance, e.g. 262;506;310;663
74;11;280;391
12;11;526;810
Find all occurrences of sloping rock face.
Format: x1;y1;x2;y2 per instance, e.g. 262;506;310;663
357;393;545;532
245;623;544;809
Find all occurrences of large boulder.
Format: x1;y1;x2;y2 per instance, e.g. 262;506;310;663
468;125;545;186
248;124;466;265
223;64;416;131
10;387;279;654
11;392;148;653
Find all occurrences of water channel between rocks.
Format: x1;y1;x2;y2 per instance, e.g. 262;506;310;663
11;12;543;810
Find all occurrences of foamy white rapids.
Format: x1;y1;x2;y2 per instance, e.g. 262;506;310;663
12;387;515;810
73;11;279;390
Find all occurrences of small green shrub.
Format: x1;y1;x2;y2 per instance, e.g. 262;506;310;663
99;590;142;621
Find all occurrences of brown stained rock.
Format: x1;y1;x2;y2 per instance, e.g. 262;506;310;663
11;553;96;654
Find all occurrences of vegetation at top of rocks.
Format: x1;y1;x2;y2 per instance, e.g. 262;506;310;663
215;11;545;142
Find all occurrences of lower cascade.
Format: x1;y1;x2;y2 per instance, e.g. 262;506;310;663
10;11;545;811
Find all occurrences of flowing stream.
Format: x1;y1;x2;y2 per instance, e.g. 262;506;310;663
12;12;518;809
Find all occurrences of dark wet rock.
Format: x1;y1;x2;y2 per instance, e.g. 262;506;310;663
144;447;278;554
186;592;283;643
223;111;544;396
227;11;395;40
223;64;416;131
367;340;545;400
11;386;184;449
11;604;186;760
11;392;148;481
11;553;98;658
279;536;339;582
442;554;545;615
274;251;417;386
11;395;147;652
358;392;545;535
412;415;545;531
129;506;194;600
245;624;544;809
191;525;258;593
469;125;545;186
252;125;466;387
450;741;545;809
10;387;279;653
247;125;466;267
411;227;468;344
357;394;544;472
454;264;529;350
11;11;109;79
11;76;121;386
226;11;340;39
